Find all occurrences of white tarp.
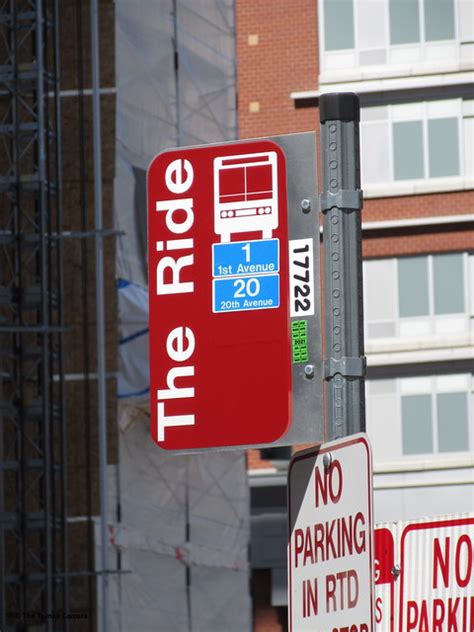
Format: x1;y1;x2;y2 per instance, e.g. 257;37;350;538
115;0;237;288
100;422;250;631
117;279;149;402
110;1;250;630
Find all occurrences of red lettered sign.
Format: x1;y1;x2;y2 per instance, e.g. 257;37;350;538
288;434;374;631
147;140;291;450
374;528;395;631
399;516;474;631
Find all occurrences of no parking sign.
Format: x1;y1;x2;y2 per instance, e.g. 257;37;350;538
288;434;374;631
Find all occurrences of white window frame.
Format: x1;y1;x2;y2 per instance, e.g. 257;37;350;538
366;373;473;462
397;252;468;319
364;252;470;341
398;374;472;457
319;0;464;79
360;99;468;194
391;101;463;180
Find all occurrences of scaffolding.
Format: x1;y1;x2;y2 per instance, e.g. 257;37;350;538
1;0;248;629
112;2;250;631
0;0;68;629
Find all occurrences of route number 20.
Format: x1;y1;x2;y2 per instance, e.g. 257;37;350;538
233;277;260;298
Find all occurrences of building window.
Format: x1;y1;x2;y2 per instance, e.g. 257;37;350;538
432;253;465;314
428;118;460;177
398;254;465;317
424;0;456;41
401;379;470;456
366;374;472;461
401;393;433;454
320;0;466;74
324;0;354;51
398;256;430;317
323;0;456;52
363;252;470;340
437;391;470;452
389;0;421;46
361;101;463;186
388;0;455;45
392;120;425;181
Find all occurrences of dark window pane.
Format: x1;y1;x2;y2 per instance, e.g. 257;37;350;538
402;395;433;455
424;0;455;41
324;0;355;50
393;120;424;180
428;118;460;177
390;0;420;44
437;393;469;452
433;254;464;314
398;257;429;317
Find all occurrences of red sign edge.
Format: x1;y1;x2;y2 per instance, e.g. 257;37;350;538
374;527;395;632
147;139;292;451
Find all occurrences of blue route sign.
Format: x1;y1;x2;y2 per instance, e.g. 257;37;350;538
212;239;279;278
213;274;279;313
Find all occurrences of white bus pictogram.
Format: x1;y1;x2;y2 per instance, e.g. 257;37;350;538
213;151;278;242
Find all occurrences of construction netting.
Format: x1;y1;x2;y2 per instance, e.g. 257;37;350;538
109;1;251;629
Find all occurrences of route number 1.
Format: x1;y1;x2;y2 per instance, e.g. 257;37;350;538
242;243;251;263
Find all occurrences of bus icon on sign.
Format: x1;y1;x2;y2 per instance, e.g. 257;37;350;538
214;151;278;242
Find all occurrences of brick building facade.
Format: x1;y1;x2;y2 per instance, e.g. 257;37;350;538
3;2;466;628
236;1;474;629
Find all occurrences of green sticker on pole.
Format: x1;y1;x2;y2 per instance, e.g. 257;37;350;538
291;320;308;363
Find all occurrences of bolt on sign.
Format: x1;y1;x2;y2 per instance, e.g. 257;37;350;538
288;434;374;632
147;135;322;450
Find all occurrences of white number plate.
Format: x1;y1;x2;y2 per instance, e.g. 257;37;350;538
289;238;315;317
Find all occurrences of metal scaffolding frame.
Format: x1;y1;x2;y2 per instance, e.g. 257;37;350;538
1;0;243;628
0;1;69;629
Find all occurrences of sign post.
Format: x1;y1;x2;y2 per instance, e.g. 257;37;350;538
320;93;366;440
288;434;374;631
287;93;371;630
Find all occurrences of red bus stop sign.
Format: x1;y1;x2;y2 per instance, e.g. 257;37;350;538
147;140;292;450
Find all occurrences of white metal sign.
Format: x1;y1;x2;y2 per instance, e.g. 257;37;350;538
289;238;315;317
399;516;474;631
288;434;374;632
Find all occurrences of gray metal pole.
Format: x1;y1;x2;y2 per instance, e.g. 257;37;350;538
36;2;53;625
319;93;366;441
90;1;109;630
